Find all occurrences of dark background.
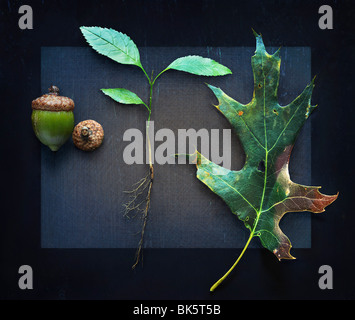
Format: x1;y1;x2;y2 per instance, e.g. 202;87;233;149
0;0;353;301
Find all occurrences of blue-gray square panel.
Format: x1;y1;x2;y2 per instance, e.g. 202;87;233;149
41;46;311;248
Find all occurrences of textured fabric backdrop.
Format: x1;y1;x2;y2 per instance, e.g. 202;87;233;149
41;46;311;248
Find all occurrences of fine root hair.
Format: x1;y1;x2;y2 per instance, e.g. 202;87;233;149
123;166;154;269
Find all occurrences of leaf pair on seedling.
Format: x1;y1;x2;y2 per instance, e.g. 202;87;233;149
80;26;232;113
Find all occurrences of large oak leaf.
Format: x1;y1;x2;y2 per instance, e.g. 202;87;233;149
191;32;338;290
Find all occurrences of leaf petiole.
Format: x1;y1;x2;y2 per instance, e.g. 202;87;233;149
151;68;169;86
210;231;254;292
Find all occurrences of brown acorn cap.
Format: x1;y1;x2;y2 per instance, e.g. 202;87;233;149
72;120;104;151
32;86;74;111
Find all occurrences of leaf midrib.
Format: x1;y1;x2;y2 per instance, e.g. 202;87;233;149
253;55;268;238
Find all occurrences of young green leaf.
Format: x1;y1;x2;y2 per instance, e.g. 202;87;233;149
165;55;232;76
80;26;142;67
101;88;148;110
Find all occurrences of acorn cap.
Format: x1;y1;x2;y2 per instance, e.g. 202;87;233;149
32;86;74;111
72;120;104;151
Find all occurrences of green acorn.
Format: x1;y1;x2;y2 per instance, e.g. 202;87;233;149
31;86;74;151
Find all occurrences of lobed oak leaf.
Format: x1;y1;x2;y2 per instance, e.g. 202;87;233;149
190;32;338;290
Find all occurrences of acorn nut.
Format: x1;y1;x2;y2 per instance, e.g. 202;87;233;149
72;120;104;151
31;86;75;151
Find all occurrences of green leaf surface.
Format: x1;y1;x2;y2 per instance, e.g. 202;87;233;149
80;26;142;67
193;32;338;263
166;55;232;76
101;88;147;109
